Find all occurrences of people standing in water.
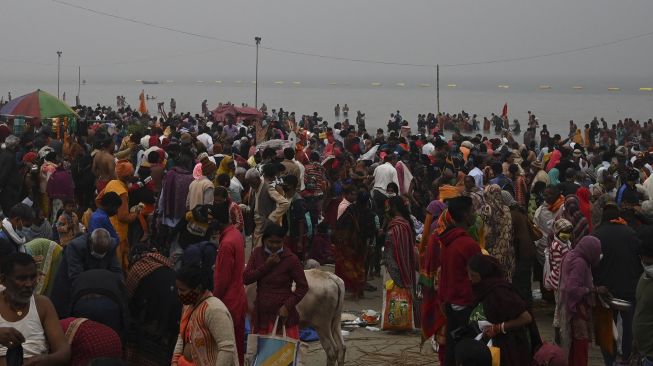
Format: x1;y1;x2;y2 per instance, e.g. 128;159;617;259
170;98;176;114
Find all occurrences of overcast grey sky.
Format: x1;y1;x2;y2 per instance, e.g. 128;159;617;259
3;0;653;82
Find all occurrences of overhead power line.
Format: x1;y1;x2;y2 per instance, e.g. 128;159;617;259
41;0;653;69
440;29;653;67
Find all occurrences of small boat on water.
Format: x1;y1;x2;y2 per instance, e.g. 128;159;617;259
395;82;405;87
292;81;301;85
141;80;160;85
328;82;338;86
608;87;621;91
539;85;552;90
639;87;653;91
447;84;457;88
418;83;432;87
498;84;510;89
196;81;205;83
572;86;584;90
215;80;223;84
274;81;284;85
371;82;382;86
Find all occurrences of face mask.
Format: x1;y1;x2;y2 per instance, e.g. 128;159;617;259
264;246;283;255
178;290;200;305
642;261;653;278
557;232;571;242
91;251;106;259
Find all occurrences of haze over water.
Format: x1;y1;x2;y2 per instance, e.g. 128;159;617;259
3;0;653;136
3;74;652;136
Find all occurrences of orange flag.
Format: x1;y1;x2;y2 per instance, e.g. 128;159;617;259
139;90;148;114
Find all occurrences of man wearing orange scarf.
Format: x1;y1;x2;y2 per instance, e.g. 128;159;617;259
545;185;564;217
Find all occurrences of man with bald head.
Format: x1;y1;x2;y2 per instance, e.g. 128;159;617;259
50;228;122;318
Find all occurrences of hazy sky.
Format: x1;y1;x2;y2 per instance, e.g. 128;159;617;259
3;0;653;82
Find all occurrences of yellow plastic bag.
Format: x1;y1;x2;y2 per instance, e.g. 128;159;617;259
487;340;500;366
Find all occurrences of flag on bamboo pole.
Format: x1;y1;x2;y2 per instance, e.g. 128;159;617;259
139;90;148;114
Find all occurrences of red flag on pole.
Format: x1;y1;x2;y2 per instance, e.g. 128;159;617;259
501;103;508;118
139;90;148;114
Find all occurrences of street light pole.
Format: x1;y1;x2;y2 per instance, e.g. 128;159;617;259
57;51;62;99
436;64;440;114
254;36;261;109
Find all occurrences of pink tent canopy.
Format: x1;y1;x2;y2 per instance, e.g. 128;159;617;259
211;104;237;122
211;104;263;123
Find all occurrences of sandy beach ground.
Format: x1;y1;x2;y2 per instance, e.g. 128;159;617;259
301;264;606;366
243;238;605;365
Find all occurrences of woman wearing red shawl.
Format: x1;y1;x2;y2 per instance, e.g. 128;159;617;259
546;149;562;172
467;254;541;366
559;235;602;365
384;197;418;326
576;187;593;231
418;204;481;365
418;199;447;363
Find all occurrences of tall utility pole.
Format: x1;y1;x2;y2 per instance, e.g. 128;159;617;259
76;66;81;106
254;36;261;109
57;51;63;99
436;64;440;114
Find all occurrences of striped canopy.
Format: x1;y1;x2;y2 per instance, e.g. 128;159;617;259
0;89;78;119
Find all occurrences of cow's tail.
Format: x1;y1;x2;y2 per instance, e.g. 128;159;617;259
328;272;346;365
328;272;345;320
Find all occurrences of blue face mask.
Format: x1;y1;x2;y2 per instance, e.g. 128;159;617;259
264;246;283;255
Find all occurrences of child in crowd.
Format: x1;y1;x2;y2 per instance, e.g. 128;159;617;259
56;198;81;246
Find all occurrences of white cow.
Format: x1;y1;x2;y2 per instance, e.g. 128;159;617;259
246;268;346;366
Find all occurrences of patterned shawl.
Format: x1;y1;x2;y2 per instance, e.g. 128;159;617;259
126;252;173;298
25;239;63;296
481;184;515;278
387;216;416;290
558;194;590;247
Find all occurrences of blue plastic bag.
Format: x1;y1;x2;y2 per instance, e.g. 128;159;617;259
299;327;319;342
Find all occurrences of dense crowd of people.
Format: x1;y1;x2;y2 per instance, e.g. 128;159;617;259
0;95;652;366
